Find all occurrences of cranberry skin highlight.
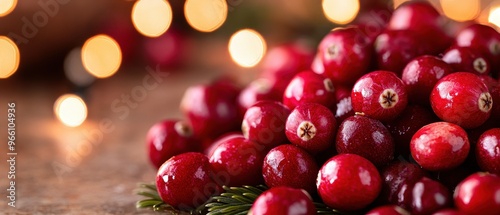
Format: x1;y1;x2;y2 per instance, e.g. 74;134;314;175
454;172;500;215
250;186;316;215
430;72;493;129
410;177;451;215
317;154;382;211
476;128;500;174
410;122;470;171
283;71;336;111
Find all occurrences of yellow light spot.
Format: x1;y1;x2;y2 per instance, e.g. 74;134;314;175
54;94;88;127
0;36;20;79
228;29;266;68
322;0;360;25
489;7;500;28
0;0;16;17
81;35;122;78
184;0;227;32
440;0;480;22
132;0;172;37
393;0;409;9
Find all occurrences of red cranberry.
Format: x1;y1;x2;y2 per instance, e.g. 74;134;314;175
316;26;372;85
285;103;336;154
336;115;394;167
180;81;241;139
410;122;470;171
283;71;336;111
351;70;408;122
204;132;243;157
242;101;291;149
401;55;454;106
237;79;281;115
480;75;500;121
442;46;491;75
432;208;468;215
311;52;324;75
335;96;355;124
353;4;392;43
430;72;492;129
147;120;200;169
250;186;316;215
262;144;319;194
454;172;500;215
410;177;451;215
208;136;266;187
476;128;500;174
366;205;410;215
317;154;382;211
454;23;500;72
156;152;219;210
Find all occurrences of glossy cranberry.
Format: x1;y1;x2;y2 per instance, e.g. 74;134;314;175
250;186;316;215
180;81;241;139
317;154;382;211
316;26;372;85
242;101;291;149
203;132;244;157
285;103;336;154
480;75;500;121
209;136;266;187
401;55;454;106
410;177;451;215
353;4;392;43
476;128;500;174
454;24;500;72
351;70;408;122
156;152;219;210
147;120;200;169
432;208;468;215
262;144;318;194
336;115;394;166
378;161;427;208
454;172;500;215
143;29;186;68
430;72;493;129
385;105;438;158
334;96;354;124
442;46;491;75
410;122;470;171
366;205;410;215
311;52;324;75
237;79;281;115
283;71;336;111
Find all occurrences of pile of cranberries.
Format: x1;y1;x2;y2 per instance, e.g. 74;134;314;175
145;1;500;214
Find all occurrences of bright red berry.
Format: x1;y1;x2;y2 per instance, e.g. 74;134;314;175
476;128;500;174
283;71;336;111
250;186;316;215
454;172;500;215
410;177;451;215
366;205;410;215
442;46;491;75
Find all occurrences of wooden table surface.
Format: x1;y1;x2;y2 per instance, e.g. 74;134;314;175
0;67;227;215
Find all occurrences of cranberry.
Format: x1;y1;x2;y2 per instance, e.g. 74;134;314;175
454;172;500;215
454;23;500;73
432;209;468;215
353;3;392;43
204;132;243;157
317;153;382;211
410;177;451;215
351;70;408;122
334;96;355;124
250;186;316;215
262;144;319;194
208;136;266;187
316;26;372;85
366;205;410;215
442;46;491;75
180;81;241;139
410;122;470;171
156;152;219;210
480;75;500;121
285;103;336;154
385;105;438;158
430;72;492;129
237;78;282;115
401;55;454;106
476;128;500;174
242;101;290;149
283;71;336;111
336;115;394;167
147;120;200;169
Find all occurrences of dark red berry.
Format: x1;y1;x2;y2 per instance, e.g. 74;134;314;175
351;70;408;122
237;78;282;115
283;71;336;111
285;103;336;154
156;152;219;210
442;46;491;75
410;177;451;215
454;172;500;215
262;144;318;194
454;23;500;72
250;186;316;215
378;161;427;208
147;120;200;169
410;122;470;171
430;72;492;129
317;154;382;211
336;115;394;167
261;42;315;84
476;128;500;174
366;205;410;215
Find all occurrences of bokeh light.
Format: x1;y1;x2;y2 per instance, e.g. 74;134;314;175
392;0;410;9
81;34;122;78
131;0;172;37
0;0;17;17
489;6;500;28
54;94;88;127
0;36;20;79
440;0;480;22
64;47;95;87
322;0;360;24
228;29;266;68
184;0;227;32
